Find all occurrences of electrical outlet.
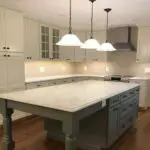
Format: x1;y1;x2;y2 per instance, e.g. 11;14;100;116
144;68;150;73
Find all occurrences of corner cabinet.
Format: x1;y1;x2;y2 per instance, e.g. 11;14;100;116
136;27;150;63
0;7;23;52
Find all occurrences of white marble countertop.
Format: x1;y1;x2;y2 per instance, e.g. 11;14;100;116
129;77;150;80
0;81;139;112
25;74;106;83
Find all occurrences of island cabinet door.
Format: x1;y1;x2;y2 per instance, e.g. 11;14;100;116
107;105;120;147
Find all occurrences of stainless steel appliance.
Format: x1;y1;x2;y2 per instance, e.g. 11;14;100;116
104;75;134;82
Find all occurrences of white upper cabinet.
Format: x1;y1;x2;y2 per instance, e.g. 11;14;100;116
137;27;150;63
40;24;53;60
74;31;86;62
0;8;5;51
85;30;107;62
0;7;23;52
59;29;75;61
24;18;40;60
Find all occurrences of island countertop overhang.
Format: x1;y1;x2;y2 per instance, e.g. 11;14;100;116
0;80;140;112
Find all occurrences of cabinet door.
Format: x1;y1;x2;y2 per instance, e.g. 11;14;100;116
108;106;119;146
6;53;25;91
40;25;52;59
0;53;7;92
0;7;6;51
137;28;150;63
24;18;40;60
59;29;75;61
4;8;23;52
74;31;86;62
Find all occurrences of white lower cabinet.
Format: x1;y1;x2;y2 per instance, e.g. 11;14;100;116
129;79;148;108
0;52;27;124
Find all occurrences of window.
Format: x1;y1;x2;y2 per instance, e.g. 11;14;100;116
52;29;59;59
40;26;49;59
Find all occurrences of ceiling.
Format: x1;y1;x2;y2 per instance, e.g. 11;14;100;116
1;0;150;30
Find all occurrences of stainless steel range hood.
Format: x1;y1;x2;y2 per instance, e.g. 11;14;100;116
107;26;138;51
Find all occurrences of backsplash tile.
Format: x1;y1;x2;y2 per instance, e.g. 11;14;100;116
25;61;75;78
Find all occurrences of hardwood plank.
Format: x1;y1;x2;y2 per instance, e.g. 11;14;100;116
0;111;150;150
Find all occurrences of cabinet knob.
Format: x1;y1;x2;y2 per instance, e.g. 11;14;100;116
7;55;10;57
7;47;10;50
4;54;6;57
3;47;6;49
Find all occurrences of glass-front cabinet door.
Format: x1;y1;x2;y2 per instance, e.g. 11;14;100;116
40;25;50;59
52;28;60;59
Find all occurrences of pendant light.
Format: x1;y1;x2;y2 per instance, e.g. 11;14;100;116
81;0;100;49
56;0;83;46
97;8;116;51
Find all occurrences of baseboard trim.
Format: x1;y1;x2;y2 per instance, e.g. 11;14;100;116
139;107;148;112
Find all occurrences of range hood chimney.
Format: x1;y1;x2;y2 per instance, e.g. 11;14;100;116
107;26;138;51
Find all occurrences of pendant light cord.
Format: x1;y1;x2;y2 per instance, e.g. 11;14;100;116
69;0;72;34
106;11;108;42
90;2;94;38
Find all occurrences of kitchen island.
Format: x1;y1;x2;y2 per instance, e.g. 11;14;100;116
0;80;139;150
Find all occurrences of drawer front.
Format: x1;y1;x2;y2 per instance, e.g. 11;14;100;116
119;110;134;136
121;89;136;102
108;96;120;108
26;81;49;89
120;99;133;117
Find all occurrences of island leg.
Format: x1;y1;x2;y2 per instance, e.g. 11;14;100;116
2;108;15;150
63;116;78;150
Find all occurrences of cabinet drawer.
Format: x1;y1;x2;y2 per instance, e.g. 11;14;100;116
26;81;49;89
121;89;136;101
119;111;134;136
108;95;120;108
120;99;133;117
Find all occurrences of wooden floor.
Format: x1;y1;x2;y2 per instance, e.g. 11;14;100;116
0;111;150;150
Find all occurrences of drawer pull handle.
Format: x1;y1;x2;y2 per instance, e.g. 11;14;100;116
113;108;118;111
123;95;127;98
36;85;41;87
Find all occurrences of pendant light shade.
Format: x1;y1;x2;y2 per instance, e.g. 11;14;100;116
57;34;83;46
81;0;100;49
56;0;83;46
81;38;100;49
98;42;116;51
97;8;116;51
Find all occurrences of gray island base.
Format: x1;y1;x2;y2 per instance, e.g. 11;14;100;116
0;80;139;150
